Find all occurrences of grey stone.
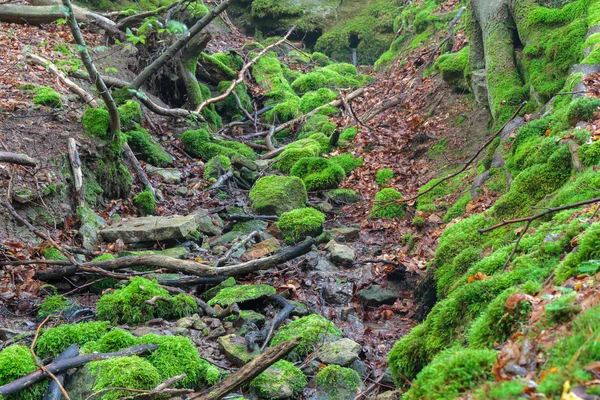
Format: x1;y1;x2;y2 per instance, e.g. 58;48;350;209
218;334;260;366
330;227;360;242
327;242;356;266
100;215;201;243
376;391;401;400
208;326;226;339
118;246;189;259
290;301;309;317
251;362;305;399
322;282;353;305
212;245;227;255
470;69;489;107
210;231;246;246
176;313;206;330
169;327;190;336
317;202;333;213
350;359;368;379
231;154;258;171
146;165;182;184
317;338;361;366
315;258;339;272
176;187;188;196
544;233;561;243
193;209;224;236
356;285;398;306
381;368;396;386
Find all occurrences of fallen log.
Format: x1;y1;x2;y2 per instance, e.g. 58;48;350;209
0;151;37;167
0;344;157;397
42;344;79;400
189;338;300;400
245;294;295;352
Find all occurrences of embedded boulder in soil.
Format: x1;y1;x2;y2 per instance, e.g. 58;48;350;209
207;284;276;307
249;175;308;216
99;215;201;243
316;338;362;367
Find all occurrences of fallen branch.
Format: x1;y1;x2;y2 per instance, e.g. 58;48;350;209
0;345;158;397
0;151;37;167
209;168;234;189
68;138;85;207
215;230;260;267
115;2;178;30
245;294;295;352
195;27;294;114
122;143;163;202
226;214;279;221
43;344;79;400
265;125;276;152
189;337;300;400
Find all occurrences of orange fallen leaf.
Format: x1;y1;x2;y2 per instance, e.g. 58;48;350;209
468;272;489;283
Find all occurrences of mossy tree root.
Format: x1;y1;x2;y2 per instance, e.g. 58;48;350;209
179;33;212;110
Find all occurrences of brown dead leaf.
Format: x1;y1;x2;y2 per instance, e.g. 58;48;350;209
505;293;532;311
468;272;489;283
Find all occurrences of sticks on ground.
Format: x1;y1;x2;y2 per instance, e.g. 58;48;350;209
214;230;260;267
122;143;162;201
68;138;85;207
189;338;300;400
245;294;295;352
0;151;37;167
43;344;79;400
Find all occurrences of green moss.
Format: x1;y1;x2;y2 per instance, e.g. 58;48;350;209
370;188;405;219
315;365;361;399
290;157;345;191
118;100;143;130
567;96;600;125
329;154;363;174
557;222;600;282
96;277;196;325
250;360;307;399
0;345;48;400
468;288;532;348
32;86;62;108
38;295;71;319
299;88;337;113
265;95;301;122
216;81;252;120
302;114;336;135
90;356;160;400
270;314;342;361
323;63;358;76
35;321;110;358
388;323;429;387
328;188;361;204
181;129;256;161
543;291;580;325
291;68;361;94
474;379;529;399
435;46;469;90
82;329;139;354
578;140;600;166
139;334;219;387
251;53;296;105
204;155;231;181
277;207;325;244
338;127;358;146
125;125;172;167
208;284;276;307
133;189;156;216
42;247;68;261
82;107;110;138
251;0;302;18
375;168;394;186
443;192;472;223
249;175;308;215
311;52;331;66
403;347;496;400
275;146;320;174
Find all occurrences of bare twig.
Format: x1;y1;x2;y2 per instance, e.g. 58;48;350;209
214;230;260;267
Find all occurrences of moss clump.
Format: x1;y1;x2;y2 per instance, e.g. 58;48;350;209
251;53;296;105
543;292;580;325
251;0;302;19
275;146;320;174
249;175;308;215
96;277;196;325
370;188;405;219
216;81;252;120
435;46;469;90
330;154;363;174
139;334;220;387
578;140;600;166
328;188;361;204
270;314;342;361
403;347;496;400
375;168;394;186
133;189;156;216
388;323;429;387
250;360;307;399
264;95;300;123
556;221;600;282
181;129;256;161
567;96;600;125
90;356;160;400
299;88;338;113
303;114;336;135
208;284;276;307
118;100;143;130
277;207;325;244
35;321;110;358
42;247;68;261
32;86;62;109
290;157;345;192
468;288;532;348
291;68;362;94
82;329;139;354
204;155;231;181
125;125;172;167
0;345;48;400
315;365;361;399
38;295;71;319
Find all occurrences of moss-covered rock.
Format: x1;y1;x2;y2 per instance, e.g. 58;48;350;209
249;175;308;215
251;53;297;105
32;86;62;109
181;129;256;161
38;294;71;319
370;188;405;219
329;154;363;174
277;207;325;244
291;68;362;94
567;96;600;125
90;356;160;400
204;155;231;181
35;321;110;358
82;329;139;354
375;168;394;187
270;314;342;361
435;46;470;90
290;157;345;191
299;87;338;113
275;144;322;174
250;360;307;399
315;364;361;399
0;345;48;400
208;284;276;307
328;188;361;204
42;247;68;261
96;277;196;325
133;189;156;216
125;125;173;167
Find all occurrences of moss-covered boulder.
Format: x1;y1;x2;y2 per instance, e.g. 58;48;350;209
435;46;470;90
567;96;600;125
0;345;48;400
249;175;308;215
35;321;110;358
330;154;363;174
218;334;260;366
38;294;71;319
249;360;307;399
32;86;62;109
270;314;342;361
96;277;196;325
125;125;173;167
370;188;406;219
277;207;325;244
328;188;361;204
133;189;156;216
291;157;345;191
204;155;231;181
314;365;362;400
90;356;160;400
208;284;276;307
181;129;256;161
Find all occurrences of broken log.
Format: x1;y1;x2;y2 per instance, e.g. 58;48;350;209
0;151;37;167
67;138;85;208
0;345;157;397
42;344;79;400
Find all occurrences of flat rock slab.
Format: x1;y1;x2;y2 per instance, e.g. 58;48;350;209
100;215;200;243
356;285;398;306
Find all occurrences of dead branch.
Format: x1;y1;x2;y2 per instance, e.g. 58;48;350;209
26;53;99;108
226;214;279;221
195;27;294;114
214;230;260;267
0;345;158;397
0;151;37;167
209;168;234;189
115;2;178;30
145;295;171;306
245;294;295;352
265;125;276;152
43;344;79;400
232;91;255;122
189;337;300;400
68;138;85;207
122;143;163;201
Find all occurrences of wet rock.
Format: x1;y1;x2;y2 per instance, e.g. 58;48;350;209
225;310;266;336
327;242;356;266
231;154;258;171
176;314;206;331
194;209;224;236
169;327;190;336
232;220;268;234
250;360;307;399
240;167;259;183
317;202;333;213
381;368;396;386
356;285;398;306
337;306;355;321
212;245;227;255
317;338;361;366
100;215;200;243
313;365;363;400
322;282;353;305
201;277;236;300
209;231;246;247
349;359;368;379
241;237;281;261
315;258;339;272
131;326;164;336
218;334;260;366
207;326;226;339
290;301;309;317
176;186;188;196
376;391;401;400
330;227;360;242
146;165;181;184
